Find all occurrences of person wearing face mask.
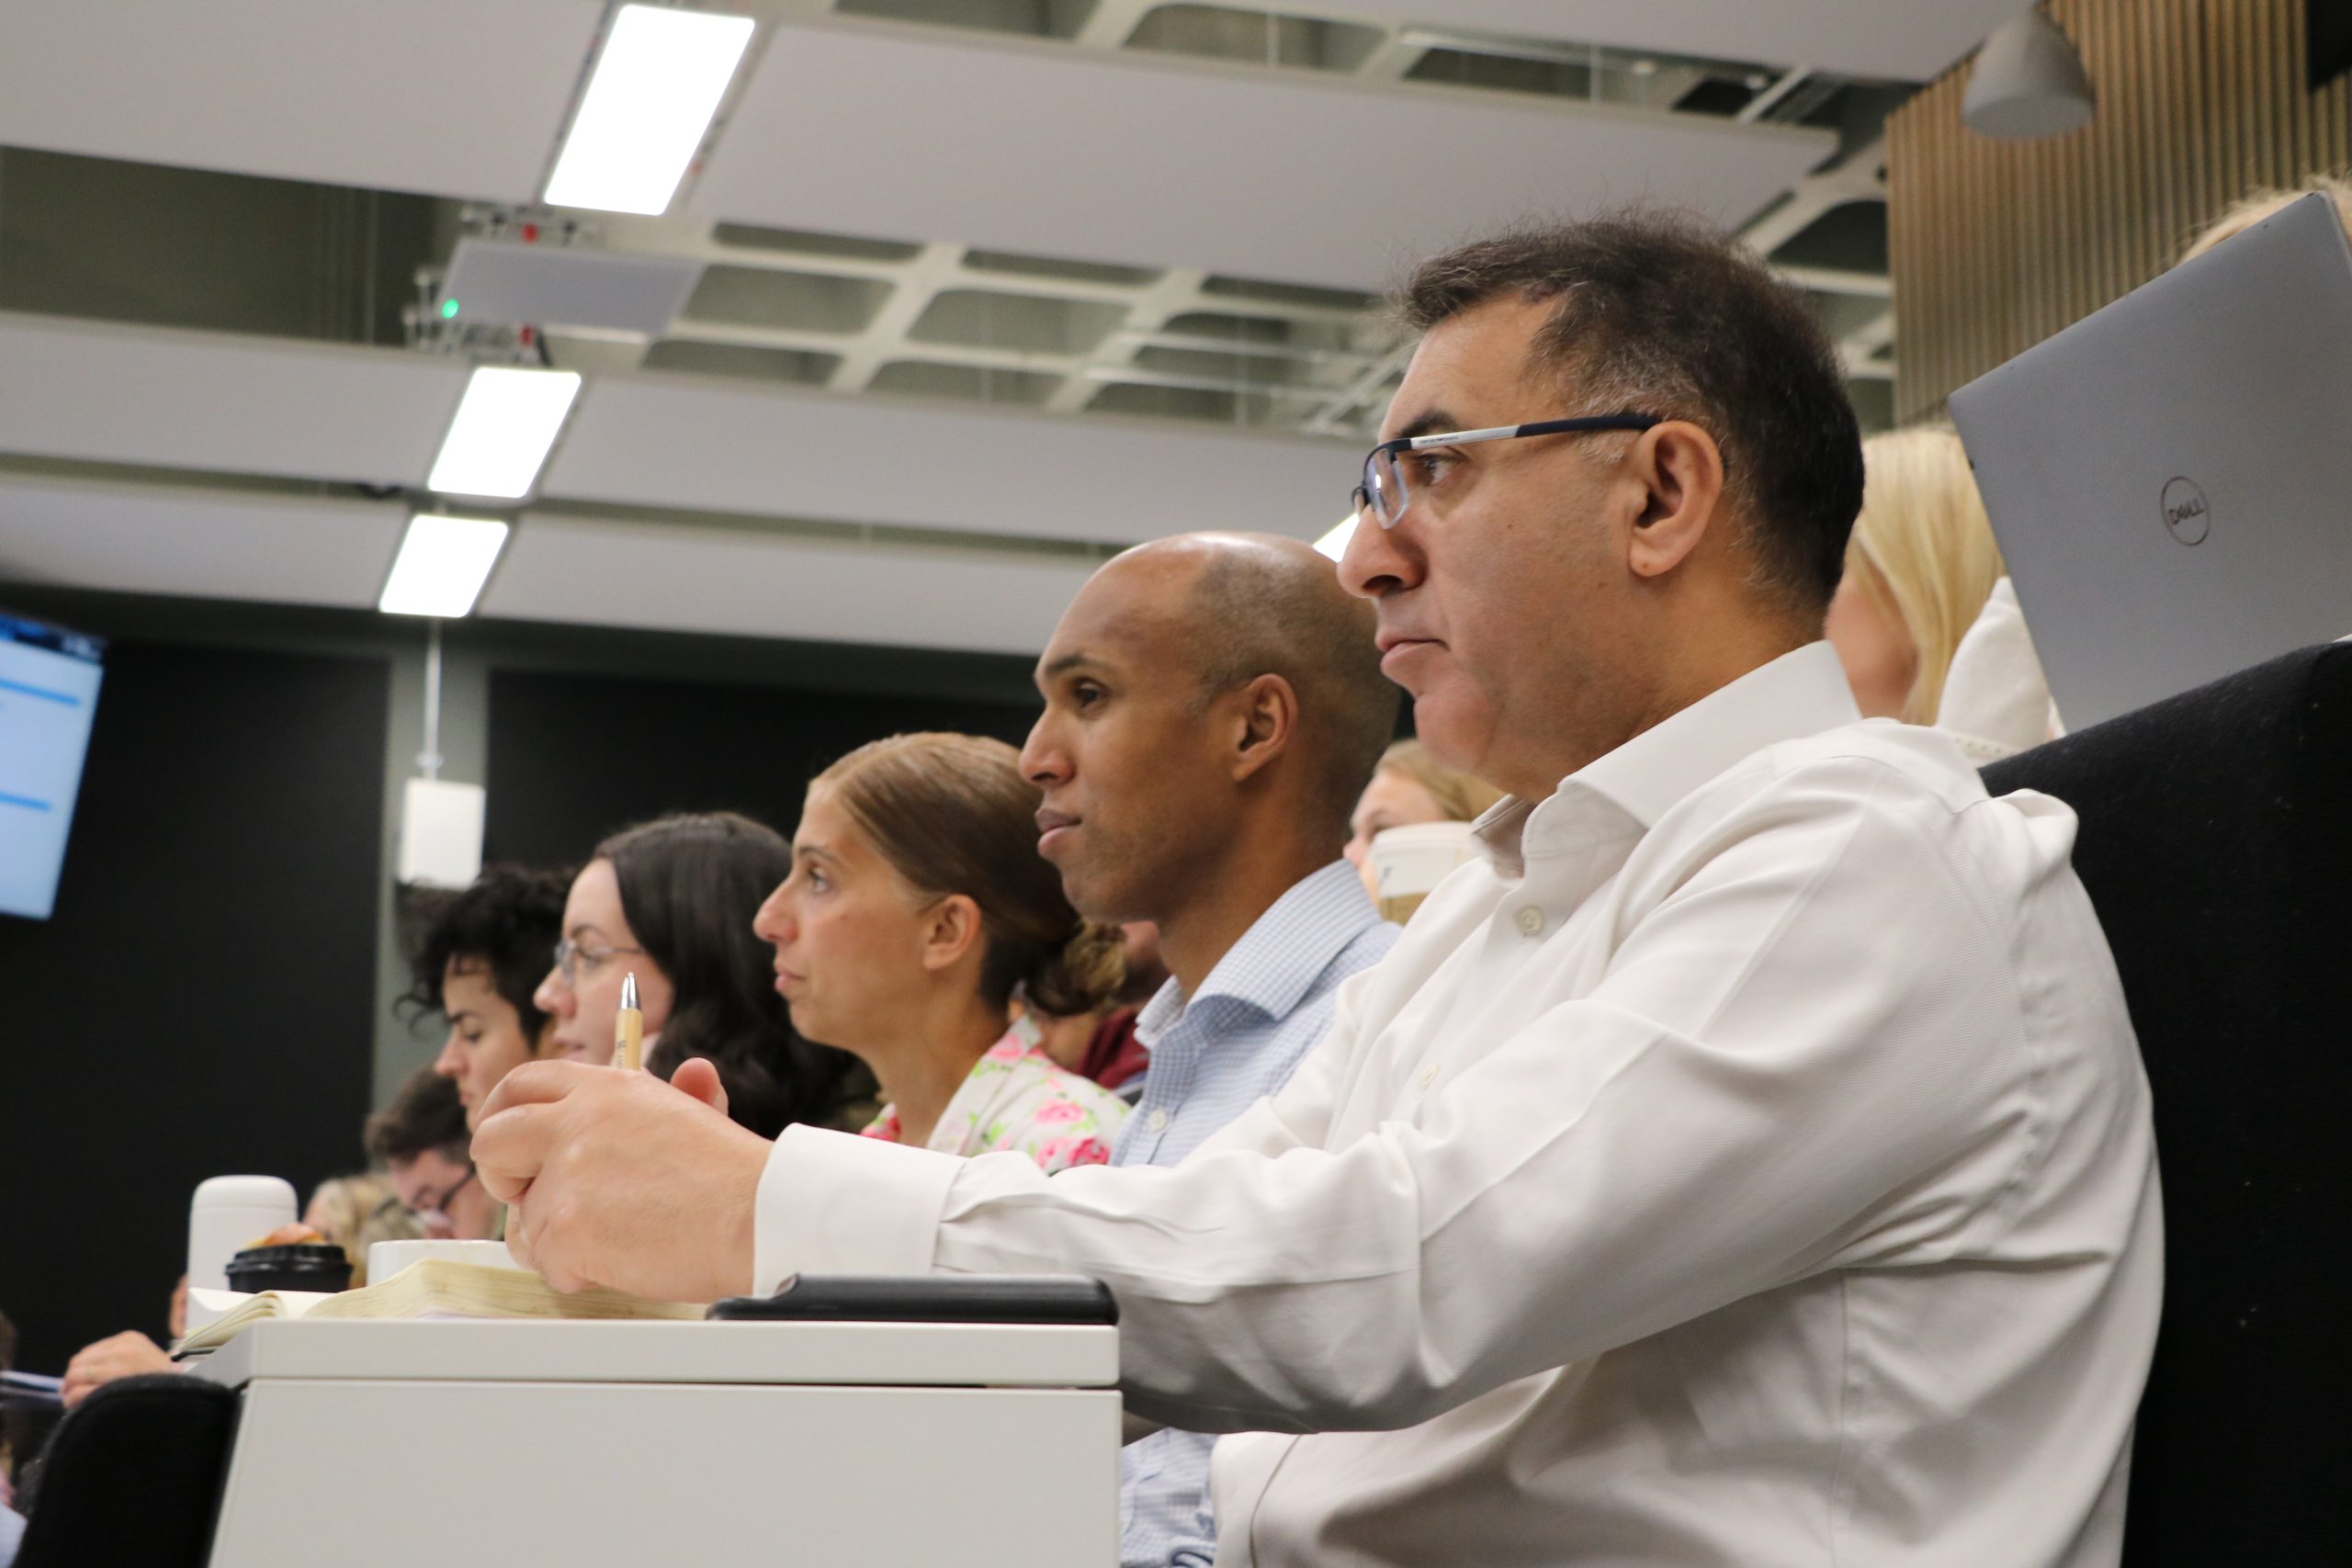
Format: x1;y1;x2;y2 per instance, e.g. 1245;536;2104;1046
413;865;571;1129
535;813;865;1139
754;734;1130;1171
1340;739;1503;902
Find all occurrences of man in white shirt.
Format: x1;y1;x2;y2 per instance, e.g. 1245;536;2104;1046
478;211;2161;1566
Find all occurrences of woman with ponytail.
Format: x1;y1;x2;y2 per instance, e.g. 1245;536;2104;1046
753;733;1129;1172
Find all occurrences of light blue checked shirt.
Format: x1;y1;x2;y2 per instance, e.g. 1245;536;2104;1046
1115;860;1397;1568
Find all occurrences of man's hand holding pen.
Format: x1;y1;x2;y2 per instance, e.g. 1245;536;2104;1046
474;1058;764;1305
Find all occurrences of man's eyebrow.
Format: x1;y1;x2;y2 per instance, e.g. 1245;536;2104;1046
1387;409;1460;443
1038;650;1109;682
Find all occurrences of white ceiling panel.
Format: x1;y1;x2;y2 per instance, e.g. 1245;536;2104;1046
0;315;466;488
1306;1;2026;82
545;375;1350;545
699;22;1837;292
0;0;600;202
482;512;1096;656
0;474;406;608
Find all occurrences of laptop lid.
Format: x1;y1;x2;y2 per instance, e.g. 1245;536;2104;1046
1948;191;2352;729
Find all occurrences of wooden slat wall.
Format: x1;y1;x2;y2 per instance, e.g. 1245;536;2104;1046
1889;0;2352;422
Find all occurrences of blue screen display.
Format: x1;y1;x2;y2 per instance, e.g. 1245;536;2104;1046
0;613;105;919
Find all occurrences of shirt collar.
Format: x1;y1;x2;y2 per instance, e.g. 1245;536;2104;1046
1476;641;1860;871
1135;860;1382;1043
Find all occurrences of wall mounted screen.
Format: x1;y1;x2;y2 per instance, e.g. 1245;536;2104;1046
0;611;105;919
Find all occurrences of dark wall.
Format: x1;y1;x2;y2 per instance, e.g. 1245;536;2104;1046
0;641;387;1372
485;667;1041;864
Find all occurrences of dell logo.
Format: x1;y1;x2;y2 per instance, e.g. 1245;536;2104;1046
2160;476;2211;547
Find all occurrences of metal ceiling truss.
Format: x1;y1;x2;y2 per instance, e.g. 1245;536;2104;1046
424;0;1897;438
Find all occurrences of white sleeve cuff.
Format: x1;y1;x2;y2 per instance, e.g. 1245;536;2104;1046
752;1124;962;1293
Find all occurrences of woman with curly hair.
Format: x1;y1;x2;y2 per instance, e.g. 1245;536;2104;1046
755;733;1129;1172
412;863;571;1129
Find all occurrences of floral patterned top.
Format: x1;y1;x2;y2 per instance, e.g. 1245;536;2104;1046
861;1034;1129;1172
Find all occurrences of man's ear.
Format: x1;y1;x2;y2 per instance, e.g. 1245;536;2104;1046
1626;420;1726;581
919;894;987;974
1227;672;1300;784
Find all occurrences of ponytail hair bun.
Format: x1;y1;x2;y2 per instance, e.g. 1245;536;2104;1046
1022;919;1125;1019
818;733;1118;1017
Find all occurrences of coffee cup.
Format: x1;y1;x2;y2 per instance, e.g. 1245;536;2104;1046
224;1242;352;1295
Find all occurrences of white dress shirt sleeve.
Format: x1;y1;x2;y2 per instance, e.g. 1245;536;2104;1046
756;758;2064;1436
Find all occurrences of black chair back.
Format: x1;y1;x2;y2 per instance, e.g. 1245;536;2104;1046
1983;642;2352;1564
13;1373;238;1568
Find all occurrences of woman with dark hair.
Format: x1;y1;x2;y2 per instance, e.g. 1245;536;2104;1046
534;812;860;1140
412;863;571;1129
754;734;1129;1171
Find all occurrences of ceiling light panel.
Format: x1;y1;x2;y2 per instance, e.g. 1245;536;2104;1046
427;367;583;499
700;23;1833;292
481;512;1098;655
0;313;463;488
1324;2;2037;82
0;0;601;203
0;473;407;609
379;514;511;618
545;5;756;216
543;376;1347;545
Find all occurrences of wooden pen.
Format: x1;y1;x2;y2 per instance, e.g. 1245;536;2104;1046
616;971;643;1071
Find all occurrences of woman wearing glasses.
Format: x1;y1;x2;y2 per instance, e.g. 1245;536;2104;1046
754;734;1130;1172
534;812;865;1139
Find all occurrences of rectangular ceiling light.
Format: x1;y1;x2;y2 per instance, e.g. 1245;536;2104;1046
380;514;511;618
427;366;582;499
543;5;755;216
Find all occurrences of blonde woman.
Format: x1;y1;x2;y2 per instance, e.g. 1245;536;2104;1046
2178;171;2352;263
1825;425;2012;724
1341;739;1504;902
304;1172;423;1286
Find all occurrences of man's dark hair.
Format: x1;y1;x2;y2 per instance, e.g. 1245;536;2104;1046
363;1066;469;1167
404;863;571;1045
595;812;859;1140
1185;536;1400;847
1398;210;1864;612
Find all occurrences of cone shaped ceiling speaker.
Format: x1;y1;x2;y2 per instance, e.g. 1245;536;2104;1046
1963;9;2095;140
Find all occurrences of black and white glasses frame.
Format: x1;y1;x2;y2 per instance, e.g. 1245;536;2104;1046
1351;413;1663;529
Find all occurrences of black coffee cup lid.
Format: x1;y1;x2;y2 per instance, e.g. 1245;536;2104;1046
230;1243;347;1268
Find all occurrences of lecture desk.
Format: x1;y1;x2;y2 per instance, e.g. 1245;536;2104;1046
186;1315;1121;1567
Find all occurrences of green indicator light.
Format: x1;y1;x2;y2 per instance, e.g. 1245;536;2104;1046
440;298;460;320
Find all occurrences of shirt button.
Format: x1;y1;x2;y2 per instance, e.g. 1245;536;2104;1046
1514;906;1545;937
1147;1109;1170;1132
1419;1063;1440;1089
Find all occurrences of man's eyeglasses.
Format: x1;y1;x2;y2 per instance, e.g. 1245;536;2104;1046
372;1164;477;1223
1351;413;1662;529
552;937;646;985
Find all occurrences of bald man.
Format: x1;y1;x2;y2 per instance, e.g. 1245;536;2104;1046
1023;533;1402;1564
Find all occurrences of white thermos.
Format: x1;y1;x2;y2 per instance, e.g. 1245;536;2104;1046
187;1175;299;1292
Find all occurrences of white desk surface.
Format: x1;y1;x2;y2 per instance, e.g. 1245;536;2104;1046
185;1317;1119;1390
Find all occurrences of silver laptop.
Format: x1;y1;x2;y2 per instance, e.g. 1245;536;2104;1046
1949;191;2352;729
